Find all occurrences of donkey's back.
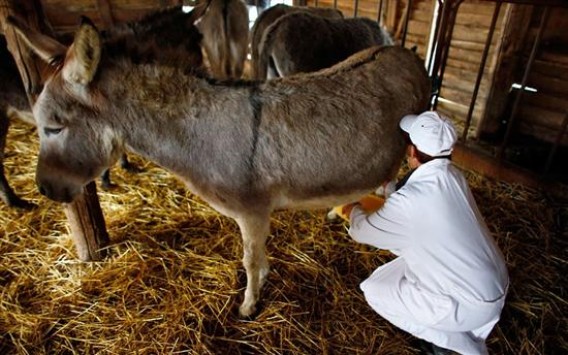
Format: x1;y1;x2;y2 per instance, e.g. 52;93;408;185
233;46;429;210
256;12;393;79
250;4;343;79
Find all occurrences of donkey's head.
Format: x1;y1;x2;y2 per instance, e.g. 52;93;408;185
9;17;122;202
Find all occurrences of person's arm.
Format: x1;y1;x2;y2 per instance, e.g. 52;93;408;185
347;192;412;251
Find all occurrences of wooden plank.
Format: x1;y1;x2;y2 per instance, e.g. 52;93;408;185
517;105;567;130
95;0;114;27
44;8;103;29
518;121;568;146
527;68;568;96
108;0;178;8
438;98;484;122
524;94;568;112
40;0;97;11
0;0;109;261
452;143;549;191
532;59;568;80
459;1;500;16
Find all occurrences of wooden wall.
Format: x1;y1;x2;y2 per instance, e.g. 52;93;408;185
302;0;566;148
512;6;568;146
303;0;506;138
40;0;180;33
37;0;568;148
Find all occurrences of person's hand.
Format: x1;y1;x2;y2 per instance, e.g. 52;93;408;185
341;202;360;220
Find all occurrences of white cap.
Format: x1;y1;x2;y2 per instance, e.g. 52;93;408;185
399;111;457;157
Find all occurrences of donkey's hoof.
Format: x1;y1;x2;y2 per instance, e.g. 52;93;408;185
8;197;37;210
239;302;257;318
100;180;118;191
121;162;143;173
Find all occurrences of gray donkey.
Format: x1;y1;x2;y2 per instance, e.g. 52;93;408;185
0;6;204;209
255;12;393;79
9;17;429;317
249;4;344;79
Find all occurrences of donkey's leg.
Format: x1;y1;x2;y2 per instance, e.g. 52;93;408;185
119;153;142;173
0;112;35;209
236;213;271;317
99;168;113;190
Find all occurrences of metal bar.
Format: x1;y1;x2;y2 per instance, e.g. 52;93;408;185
544;111;568;175
401;0;413;48
429;0;450;83
354;0;359;17
462;0;502;142
377;0;383;24
497;6;550;160
334;0;338;10
427;0;445;75
433;0;464;110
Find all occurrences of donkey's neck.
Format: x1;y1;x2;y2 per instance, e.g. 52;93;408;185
100;63;257;188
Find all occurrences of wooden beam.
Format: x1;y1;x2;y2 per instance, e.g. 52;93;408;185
453;143;543;191
0;0;109;261
95;0;115;28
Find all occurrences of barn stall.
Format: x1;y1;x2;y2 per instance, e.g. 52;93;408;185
0;0;566;354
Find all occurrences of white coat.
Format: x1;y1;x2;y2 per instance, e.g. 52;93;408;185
348;159;509;355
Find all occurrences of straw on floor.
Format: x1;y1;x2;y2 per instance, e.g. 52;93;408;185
1;120;566;354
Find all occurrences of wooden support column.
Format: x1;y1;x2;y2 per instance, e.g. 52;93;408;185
0;0;109;261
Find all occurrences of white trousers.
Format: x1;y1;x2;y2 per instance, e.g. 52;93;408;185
361;257;506;355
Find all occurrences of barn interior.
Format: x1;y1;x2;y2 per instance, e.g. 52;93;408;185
0;0;566;354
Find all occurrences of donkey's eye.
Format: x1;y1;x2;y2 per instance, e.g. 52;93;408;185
44;127;63;136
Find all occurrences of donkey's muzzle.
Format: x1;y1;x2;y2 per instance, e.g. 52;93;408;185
37;179;76;203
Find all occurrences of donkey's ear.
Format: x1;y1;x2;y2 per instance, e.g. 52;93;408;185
62;16;102;85
6;16;67;64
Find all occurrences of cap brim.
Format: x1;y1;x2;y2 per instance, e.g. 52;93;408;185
400;114;418;133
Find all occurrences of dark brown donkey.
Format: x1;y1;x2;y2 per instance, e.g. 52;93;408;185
255;12;393;79
249;4;344;79
0;6;204;209
0;36;37;209
9;17;429;317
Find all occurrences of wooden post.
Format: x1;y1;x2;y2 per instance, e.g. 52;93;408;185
0;0;109;261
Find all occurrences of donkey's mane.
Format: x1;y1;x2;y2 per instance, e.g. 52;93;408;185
99;7;204;75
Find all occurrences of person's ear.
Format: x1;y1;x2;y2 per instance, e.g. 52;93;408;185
408;145;421;168
408;144;417;158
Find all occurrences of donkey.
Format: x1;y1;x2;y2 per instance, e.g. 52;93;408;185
0;37;37;209
9;17;429;317
255;12;394;79
0;7;205;209
195;0;249;80
250;4;344;79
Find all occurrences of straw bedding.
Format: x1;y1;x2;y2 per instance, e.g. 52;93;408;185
1;119;566;354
